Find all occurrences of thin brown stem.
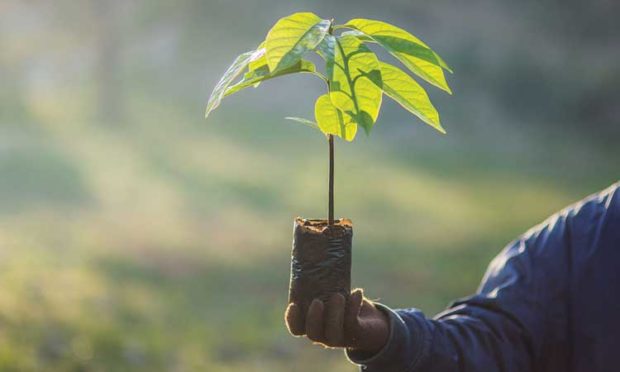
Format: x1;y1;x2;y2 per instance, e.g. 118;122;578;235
328;134;335;225
327;22;335;226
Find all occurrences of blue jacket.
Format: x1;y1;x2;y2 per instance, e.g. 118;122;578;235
348;182;620;372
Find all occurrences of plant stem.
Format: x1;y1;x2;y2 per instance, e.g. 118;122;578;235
328;134;334;226
327;22;335;226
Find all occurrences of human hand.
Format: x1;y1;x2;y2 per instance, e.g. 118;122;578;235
285;289;389;355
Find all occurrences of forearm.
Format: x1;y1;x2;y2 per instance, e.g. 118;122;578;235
348;301;536;372
347;220;573;371
346;305;426;371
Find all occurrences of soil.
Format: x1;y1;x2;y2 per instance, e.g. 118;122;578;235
288;217;353;319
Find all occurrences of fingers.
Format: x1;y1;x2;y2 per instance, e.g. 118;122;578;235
285;303;305;336
324;293;345;346
289;291;364;348
345;288;364;333
306;299;325;343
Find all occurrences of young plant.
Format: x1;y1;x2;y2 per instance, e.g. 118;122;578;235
205;12;452;226
206;11;452;316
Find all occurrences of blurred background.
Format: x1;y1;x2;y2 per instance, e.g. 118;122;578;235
0;0;618;371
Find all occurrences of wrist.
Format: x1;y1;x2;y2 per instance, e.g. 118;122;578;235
368;304;391;353
350;303;391;355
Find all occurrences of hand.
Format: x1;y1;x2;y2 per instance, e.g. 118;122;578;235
285;289;390;355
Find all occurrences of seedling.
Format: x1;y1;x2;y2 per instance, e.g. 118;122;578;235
206;12;452;314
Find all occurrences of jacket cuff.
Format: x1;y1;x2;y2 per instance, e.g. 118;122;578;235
345;304;428;371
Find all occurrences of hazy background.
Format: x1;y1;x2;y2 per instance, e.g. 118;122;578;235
0;0;618;370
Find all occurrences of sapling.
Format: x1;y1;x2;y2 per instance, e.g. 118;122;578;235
205;12;452;317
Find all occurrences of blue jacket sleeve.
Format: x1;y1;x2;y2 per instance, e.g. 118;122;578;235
346;193;598;371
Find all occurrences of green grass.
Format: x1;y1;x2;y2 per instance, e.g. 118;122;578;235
0;88;617;371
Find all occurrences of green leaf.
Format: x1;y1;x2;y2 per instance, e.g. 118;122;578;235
315;94;357;141
316;34;336;60
343;19;452;94
248;45;266;72
205;50;261;119
284;117;320;130
316;34;336;78
329;34;383;135
285;117;323;135
339;30;374;42
225;59;316;97
368;61;444;133
264;12;331;71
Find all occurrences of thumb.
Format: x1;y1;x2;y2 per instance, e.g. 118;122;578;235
345;288;364;335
